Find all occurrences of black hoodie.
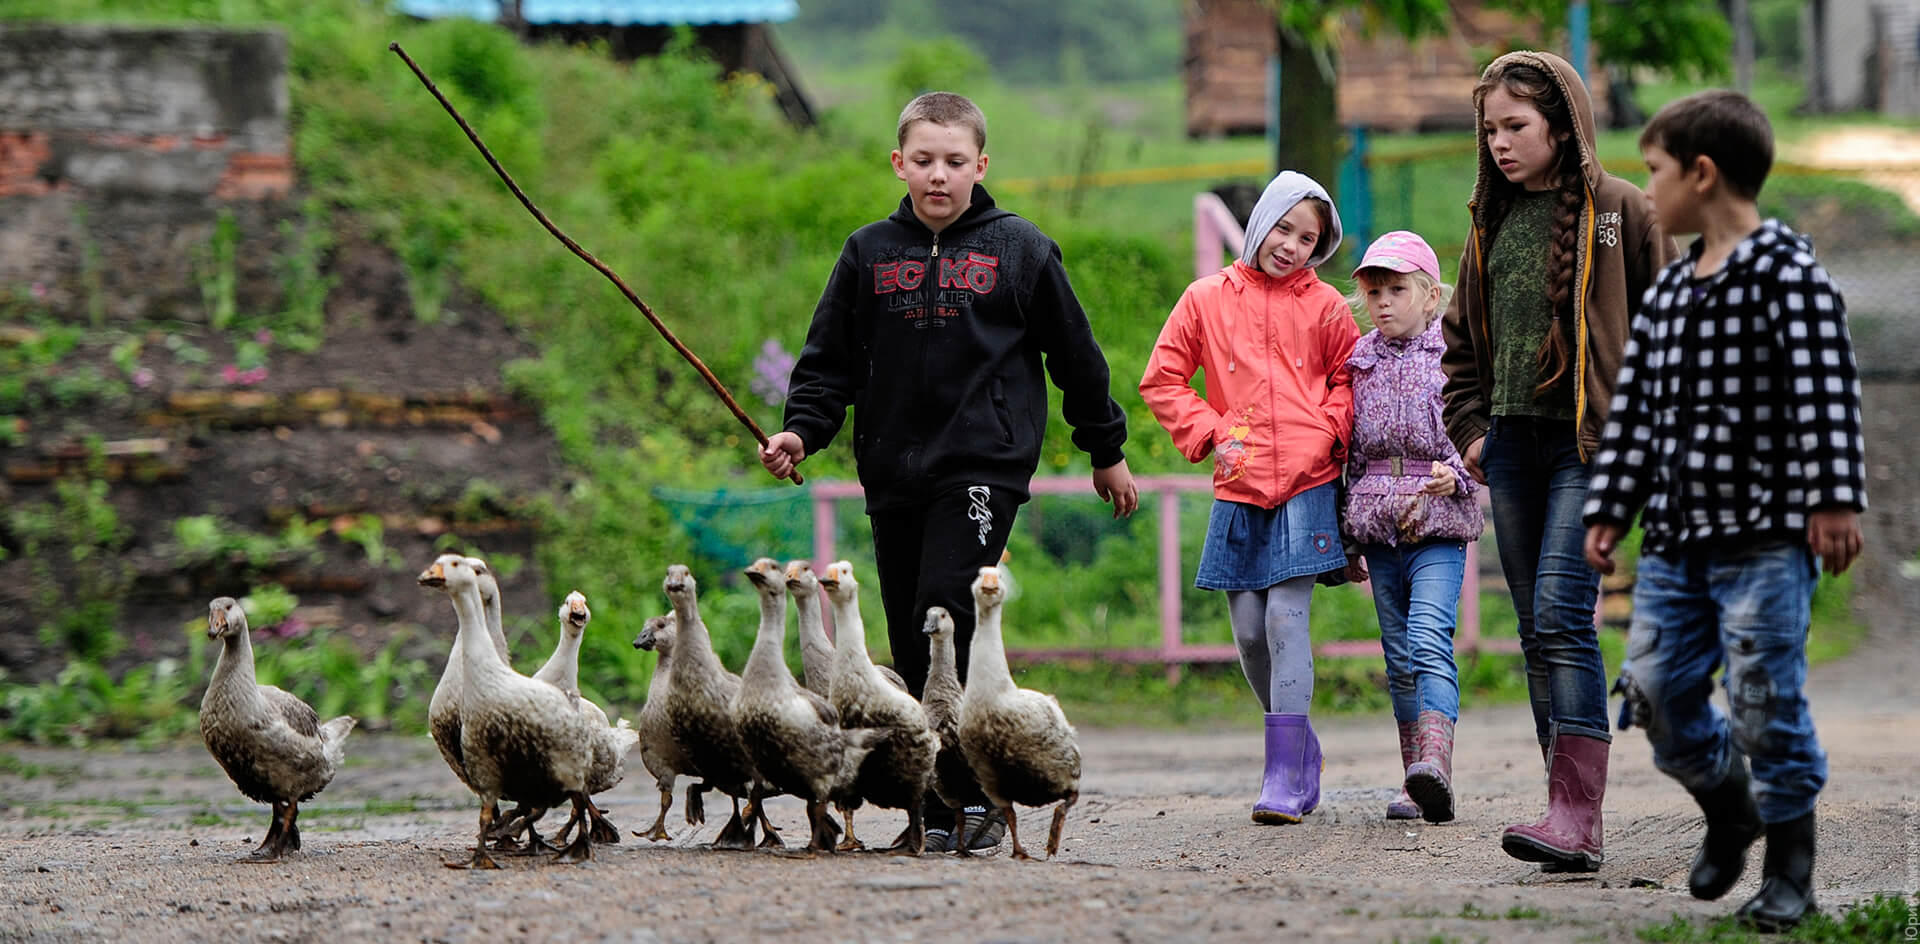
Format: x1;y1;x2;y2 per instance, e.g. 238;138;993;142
783;184;1128;511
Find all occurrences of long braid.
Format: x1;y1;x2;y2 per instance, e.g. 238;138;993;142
1533;178;1583;397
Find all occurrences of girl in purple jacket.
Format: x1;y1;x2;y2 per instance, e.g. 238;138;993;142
1341;232;1484;824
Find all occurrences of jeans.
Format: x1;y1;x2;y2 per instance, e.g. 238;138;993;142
1617;542;1828;823
1362;539;1467;723
1481;416;1610;743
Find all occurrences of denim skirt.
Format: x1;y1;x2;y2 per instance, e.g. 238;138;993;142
1195;481;1346;591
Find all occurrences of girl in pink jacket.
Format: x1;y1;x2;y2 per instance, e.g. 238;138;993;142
1141;171;1359;824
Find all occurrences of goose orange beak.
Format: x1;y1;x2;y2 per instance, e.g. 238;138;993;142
418;561;447;587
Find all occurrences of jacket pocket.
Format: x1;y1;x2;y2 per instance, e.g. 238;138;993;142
990;379;1016;446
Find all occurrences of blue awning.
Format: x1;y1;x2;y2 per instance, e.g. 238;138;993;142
393;0;798;25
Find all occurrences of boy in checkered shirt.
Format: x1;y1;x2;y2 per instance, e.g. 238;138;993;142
1582;90;1866;932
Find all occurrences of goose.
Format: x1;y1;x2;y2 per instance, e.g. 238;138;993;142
919;605;991;848
787;559;907;698
419;555;597;868
820;560;938;855
199;596;356;862
734;558;879;852
957;565;1081;860
632;613;708;841
445;556;545;851
532;590;638;846
659;564;779;850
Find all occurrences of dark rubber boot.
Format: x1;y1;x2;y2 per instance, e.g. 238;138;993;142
1687;752;1763;901
1404;710;1456;823
1500;730;1608;872
1736;811;1818;932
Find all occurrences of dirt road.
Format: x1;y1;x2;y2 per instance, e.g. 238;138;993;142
2;625;1914;944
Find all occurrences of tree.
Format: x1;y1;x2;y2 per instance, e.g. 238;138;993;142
1262;1;1452;192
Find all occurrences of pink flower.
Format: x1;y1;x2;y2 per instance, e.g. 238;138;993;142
132;368;155;389
29;282;46;301
255;329;274;346
221;364;240;384
240;367;269;386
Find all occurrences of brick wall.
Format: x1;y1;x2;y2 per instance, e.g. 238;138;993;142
0;24;290;198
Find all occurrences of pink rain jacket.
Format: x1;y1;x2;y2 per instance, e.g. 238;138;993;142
1141;260;1360;509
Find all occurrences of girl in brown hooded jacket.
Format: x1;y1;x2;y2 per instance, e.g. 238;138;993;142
1438;50;1675;873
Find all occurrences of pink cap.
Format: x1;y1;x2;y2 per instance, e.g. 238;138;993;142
1352;231;1440;283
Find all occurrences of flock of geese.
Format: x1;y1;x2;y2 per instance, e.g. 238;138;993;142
195;554;1083;867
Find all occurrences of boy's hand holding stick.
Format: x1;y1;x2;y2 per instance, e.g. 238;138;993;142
389;42;800;484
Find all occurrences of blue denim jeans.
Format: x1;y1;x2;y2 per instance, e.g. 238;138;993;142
1481;416;1610;744
1617;542;1828;823
1362;539;1466;722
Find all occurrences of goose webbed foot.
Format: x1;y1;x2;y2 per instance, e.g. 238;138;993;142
710;810;754;851
750;796;783;849
587;802;621;845
685;783;708;826
1044;792;1078;860
485;803;526;841
637;789;673;842
805;801;839;853
242;801;297;863
551;795;594;864
834;804;865;852
1005;805;1036;861
885;807;926;856
449;806;505;870
446;847;503;870
511;822;562;856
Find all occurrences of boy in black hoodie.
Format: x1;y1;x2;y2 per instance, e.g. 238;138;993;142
758;91;1137;850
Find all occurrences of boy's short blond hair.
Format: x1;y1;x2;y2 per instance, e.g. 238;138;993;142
897;92;987;151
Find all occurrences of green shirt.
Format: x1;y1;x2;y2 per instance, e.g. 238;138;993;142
1487;190;1576;420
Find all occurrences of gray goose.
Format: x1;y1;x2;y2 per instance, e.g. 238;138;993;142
419;555;597;868
920;605;991;849
820;560;938;854
199;596;356;862
658;564;779;850
532;590;638;846
958;565;1081;860
735;558;878;852
631;613;707;841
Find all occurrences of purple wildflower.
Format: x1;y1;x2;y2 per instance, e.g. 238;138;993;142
750;338;795;407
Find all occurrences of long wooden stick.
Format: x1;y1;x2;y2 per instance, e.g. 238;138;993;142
388;41;800;484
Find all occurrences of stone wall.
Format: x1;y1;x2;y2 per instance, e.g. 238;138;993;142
0;25;295;324
0;24;290;198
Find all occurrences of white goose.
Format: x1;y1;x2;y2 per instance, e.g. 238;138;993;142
426;556;513;804
920;605;991;847
736;558;878;852
532;590;639;845
787;559;907;698
199;596;356;862
632;613;707;841
958;565;1081;860
418;555;597;868
820;560;938;854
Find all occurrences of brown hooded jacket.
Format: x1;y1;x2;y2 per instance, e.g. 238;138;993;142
1439;50;1677;461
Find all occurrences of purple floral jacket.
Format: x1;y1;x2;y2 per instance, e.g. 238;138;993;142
1344;322;1484;546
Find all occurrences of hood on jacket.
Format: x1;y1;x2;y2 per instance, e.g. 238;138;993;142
888;182;1014;235
1241;170;1343;270
1470;50;1601;213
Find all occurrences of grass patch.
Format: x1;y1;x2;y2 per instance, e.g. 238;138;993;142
1638;894;1914;943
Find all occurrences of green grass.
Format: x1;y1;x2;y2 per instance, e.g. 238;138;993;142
1638;894;1914;943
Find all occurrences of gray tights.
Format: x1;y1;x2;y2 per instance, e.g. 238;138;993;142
1227;575;1315;714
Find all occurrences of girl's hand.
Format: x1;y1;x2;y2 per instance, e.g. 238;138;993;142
1423;461;1459;496
1462;436;1486;484
1344;556;1369;584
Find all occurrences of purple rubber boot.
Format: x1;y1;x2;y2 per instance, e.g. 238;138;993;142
1253;713;1322;824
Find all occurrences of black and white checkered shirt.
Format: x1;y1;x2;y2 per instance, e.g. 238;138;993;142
1583;219;1867;556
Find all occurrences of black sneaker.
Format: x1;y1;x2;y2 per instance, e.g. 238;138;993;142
960;806;1005;851
923;826;955;853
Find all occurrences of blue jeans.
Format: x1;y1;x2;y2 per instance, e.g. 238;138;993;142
1362;539;1466;722
1617;542;1828;823
1481;416;1610;743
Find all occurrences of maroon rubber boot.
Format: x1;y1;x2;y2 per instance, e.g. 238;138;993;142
1500;730;1607;871
1387;720;1421;820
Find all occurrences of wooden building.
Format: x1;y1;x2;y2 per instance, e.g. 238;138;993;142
397;0;815;126
1184;0;1608;136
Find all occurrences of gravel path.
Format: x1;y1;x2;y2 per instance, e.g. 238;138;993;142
2;629;1914;944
